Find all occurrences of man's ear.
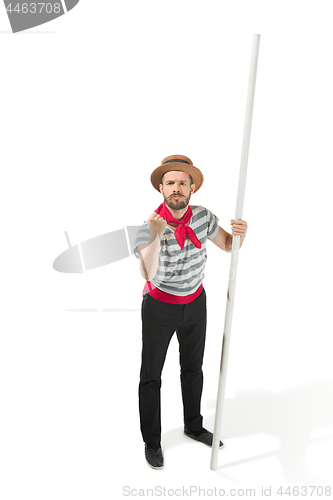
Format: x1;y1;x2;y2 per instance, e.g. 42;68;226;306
159;184;163;194
191;184;195;194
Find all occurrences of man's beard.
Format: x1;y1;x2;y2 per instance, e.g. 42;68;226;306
164;193;191;211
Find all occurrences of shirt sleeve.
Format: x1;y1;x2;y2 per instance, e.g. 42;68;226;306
206;208;219;240
134;221;151;258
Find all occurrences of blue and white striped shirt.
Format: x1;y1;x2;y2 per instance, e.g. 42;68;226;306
134;205;219;296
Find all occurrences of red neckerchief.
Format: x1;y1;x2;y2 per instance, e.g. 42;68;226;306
154;202;202;249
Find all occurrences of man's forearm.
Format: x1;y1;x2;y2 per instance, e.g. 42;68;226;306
225;233;245;253
139;229;162;281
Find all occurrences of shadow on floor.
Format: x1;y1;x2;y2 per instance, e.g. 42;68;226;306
162;379;333;484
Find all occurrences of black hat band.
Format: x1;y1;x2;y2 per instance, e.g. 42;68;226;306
162;159;190;165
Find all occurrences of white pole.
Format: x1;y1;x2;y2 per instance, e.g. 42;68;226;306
210;34;261;471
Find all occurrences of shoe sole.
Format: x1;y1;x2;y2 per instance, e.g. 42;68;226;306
146;459;164;470
184;431;224;449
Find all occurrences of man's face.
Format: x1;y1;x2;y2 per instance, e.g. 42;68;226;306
159;170;195;211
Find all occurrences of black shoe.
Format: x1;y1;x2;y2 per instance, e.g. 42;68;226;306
184;427;223;448
145;444;164;469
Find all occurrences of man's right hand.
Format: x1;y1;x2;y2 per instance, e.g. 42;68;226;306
147;212;167;236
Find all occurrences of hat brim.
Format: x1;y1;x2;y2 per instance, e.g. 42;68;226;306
151;163;204;193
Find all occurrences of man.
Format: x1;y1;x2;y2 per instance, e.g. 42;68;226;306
134;155;247;469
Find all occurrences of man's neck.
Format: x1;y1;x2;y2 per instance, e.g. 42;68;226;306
167;204;189;220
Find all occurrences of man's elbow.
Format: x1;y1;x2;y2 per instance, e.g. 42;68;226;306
141;267;150;281
139;259;153;281
139;261;149;280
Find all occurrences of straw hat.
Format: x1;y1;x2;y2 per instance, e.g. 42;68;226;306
150;155;204;193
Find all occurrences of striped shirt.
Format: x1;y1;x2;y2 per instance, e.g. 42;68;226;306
134;205;219;296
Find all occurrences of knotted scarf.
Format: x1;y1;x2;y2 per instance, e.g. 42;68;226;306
154;201;202;249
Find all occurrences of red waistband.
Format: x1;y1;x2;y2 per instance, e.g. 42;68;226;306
142;281;203;304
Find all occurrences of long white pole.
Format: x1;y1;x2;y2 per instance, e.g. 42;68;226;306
210;34;261;471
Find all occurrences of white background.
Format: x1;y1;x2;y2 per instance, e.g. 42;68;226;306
1;1;333;499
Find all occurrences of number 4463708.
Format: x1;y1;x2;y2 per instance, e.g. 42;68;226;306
6;3;61;14
277;485;331;496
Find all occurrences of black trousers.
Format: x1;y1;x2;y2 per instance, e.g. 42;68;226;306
139;287;207;448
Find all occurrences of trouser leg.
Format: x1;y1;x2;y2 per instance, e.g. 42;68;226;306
139;294;181;448
176;288;207;432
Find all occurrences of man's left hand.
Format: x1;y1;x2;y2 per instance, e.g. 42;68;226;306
230;219;248;238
